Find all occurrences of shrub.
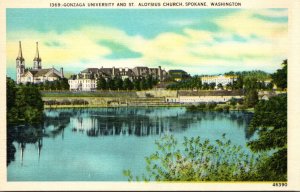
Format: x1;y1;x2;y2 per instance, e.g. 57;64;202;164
206;102;217;110
124;134;265;181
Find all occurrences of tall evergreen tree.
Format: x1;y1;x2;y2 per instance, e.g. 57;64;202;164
247;94;287;180
271;59;287;90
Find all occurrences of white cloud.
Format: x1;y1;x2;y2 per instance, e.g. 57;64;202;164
7;9;288;76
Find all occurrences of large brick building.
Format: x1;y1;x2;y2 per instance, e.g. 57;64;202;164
69;66;168;91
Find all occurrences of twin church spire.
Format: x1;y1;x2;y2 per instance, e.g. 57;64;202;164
16;41;64;85
16;41;42;84
17;41;42;70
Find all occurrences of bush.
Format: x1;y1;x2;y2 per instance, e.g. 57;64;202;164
124;134;265;181
206;102;217;110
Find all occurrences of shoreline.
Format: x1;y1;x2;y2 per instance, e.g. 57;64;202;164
43;103;254;113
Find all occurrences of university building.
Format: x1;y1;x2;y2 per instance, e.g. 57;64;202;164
16;41;64;84
201;75;237;87
68;66;168;91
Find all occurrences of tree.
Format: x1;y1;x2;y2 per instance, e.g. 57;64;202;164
133;78;141;90
244;77;258;90
217;83;223;90
202;83;209;90
7;80;44;124
229;98;237;106
124;134;264;181
226;82;233;90
44;80;50;90
107;78;116;90
114;77;123;90
123;78;133;90
7;77;16;110
266;82;274;90
140;78;148;90
271;59;287;90
209;82;216;90
247;94;287;181
97;76;107;90
233;76;243;89
146;75;154;89
60;78;70;90
244;89;258;108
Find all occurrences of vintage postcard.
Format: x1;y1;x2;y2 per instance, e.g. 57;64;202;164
1;0;300;191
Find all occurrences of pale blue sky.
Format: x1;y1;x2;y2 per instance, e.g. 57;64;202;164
7;9;288;79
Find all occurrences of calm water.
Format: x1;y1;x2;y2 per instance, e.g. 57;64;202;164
7;107;253;181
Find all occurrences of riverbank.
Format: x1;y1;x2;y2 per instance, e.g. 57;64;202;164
43;96;179;108
43;96;254;112
41;90;258;111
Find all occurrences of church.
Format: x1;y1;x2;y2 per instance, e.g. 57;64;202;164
16;41;64;84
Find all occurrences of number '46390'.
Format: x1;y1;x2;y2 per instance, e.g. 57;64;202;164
273;182;287;187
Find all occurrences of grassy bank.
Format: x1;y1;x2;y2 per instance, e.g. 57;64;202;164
41;90;138;98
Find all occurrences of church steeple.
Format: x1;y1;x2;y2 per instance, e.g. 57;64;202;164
16;41;25;84
33;41;42;69
16;41;24;62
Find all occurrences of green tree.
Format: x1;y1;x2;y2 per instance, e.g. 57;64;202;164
133;78;141;90
60;78;70;90
124;134;264;181
44;80;50;90
244;89;258;108
209;82;216;90
7;81;44;124
97;76;107;90
266;82;274;90
226;82;233;90
107;78;116;90
271;59;287;90
229;98;237;106
217;83;223;90
6;77;16;110
244;77;258;90
146;75;154;89
114;77;123;90
140;78;148;90
202;83;209;90
233;76;243;89
54;80;62;90
123;78;133;90
247;94;287;181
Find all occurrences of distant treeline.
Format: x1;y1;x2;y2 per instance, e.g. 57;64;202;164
18;78;70;91
167;60;287;91
167;70;273;90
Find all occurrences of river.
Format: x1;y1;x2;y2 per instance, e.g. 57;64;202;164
7;107;253;181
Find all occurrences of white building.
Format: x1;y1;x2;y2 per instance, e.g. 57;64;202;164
68;78;97;91
165;90;243;103
201;75;237;87
166;95;243;103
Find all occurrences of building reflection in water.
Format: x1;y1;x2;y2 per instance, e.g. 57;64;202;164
69;108;193;137
7;108;253;166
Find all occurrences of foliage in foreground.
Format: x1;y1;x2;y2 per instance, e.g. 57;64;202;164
124;134;266;181
247;94;287;181
7;77;44;124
